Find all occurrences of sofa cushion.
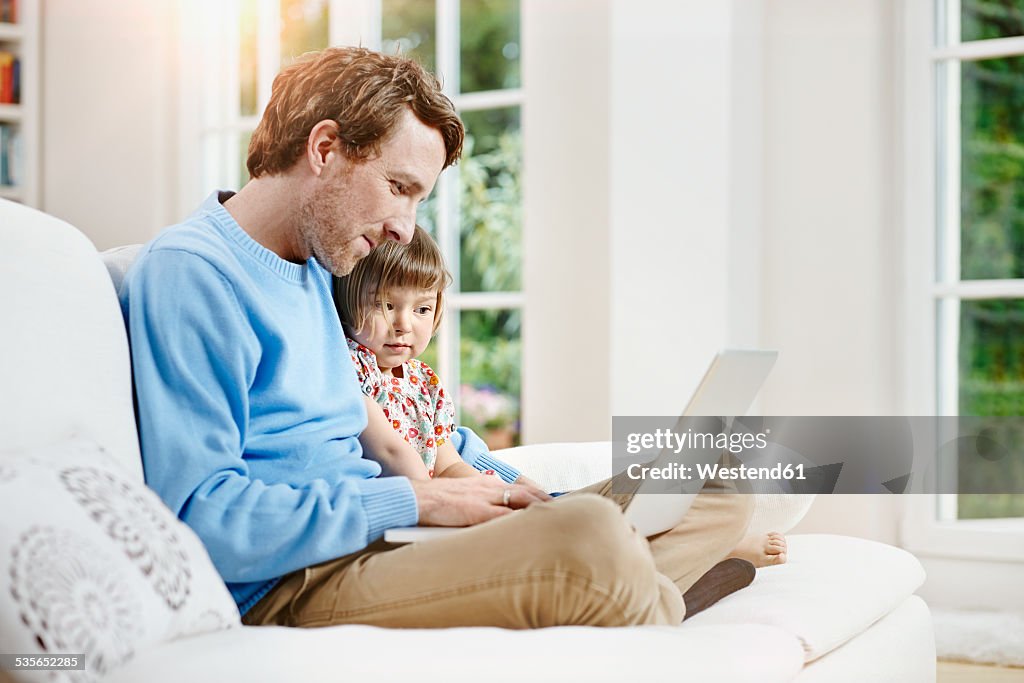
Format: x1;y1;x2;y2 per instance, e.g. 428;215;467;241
0;199;142;478
681;534;927;662
794;596;935;683
100;243;143;294
0;438;240;683
103;622;806;683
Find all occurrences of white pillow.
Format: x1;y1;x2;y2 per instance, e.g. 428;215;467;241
0;439;240;683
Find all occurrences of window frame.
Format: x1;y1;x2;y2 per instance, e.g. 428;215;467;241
420;0;525;407
900;0;1024;563
185;0;526;438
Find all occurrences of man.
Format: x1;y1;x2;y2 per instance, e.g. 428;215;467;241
121;47;753;629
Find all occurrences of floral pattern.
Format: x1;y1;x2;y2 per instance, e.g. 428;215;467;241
348;338;456;476
10;526;141;682
60;466;192;610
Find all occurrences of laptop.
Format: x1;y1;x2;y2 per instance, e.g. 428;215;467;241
384;349;778;543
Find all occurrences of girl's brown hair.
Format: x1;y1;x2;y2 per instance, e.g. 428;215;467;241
335;226;452;336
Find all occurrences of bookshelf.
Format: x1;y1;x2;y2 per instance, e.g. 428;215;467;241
0;0;39;207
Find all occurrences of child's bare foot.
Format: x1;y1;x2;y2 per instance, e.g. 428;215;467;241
728;531;787;568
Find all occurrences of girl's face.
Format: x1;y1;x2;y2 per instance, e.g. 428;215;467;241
350;287;439;375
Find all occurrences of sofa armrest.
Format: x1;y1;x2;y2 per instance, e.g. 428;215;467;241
493;442;612;492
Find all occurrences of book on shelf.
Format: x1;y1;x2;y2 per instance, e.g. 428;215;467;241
0;0;18;24
0;122;21;187
0;51;18;104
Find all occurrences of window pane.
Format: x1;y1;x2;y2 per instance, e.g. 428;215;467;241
959;299;1024;415
960;56;1024;280
240;0;259;116
459;107;521;292
958;298;1024;519
382;0;436;74
281;0;329;66
416;195;439;236
239;130;254;186
460;0;520;93
961;0;1024;43
459;309;521;449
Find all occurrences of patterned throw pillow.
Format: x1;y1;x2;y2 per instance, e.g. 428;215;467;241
0;439;240;683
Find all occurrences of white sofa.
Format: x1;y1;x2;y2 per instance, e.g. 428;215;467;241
0;199;937;682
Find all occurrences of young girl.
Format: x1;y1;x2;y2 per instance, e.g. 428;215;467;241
335;225;500;481
335;227;786;566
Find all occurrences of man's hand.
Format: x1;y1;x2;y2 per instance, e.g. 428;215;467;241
513;474;549;500
409;477;552;527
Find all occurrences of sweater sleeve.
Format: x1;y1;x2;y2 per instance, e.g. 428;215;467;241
123;248;417;584
451;426;523;484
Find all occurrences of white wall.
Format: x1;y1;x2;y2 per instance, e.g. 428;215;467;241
523;0;767;441
42;0;180;250
523;0;913;548
521;0;612;443
759;0;901;417
609;0;736;417
760;0;904;542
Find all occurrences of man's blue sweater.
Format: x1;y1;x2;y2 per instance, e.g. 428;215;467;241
120;192;519;615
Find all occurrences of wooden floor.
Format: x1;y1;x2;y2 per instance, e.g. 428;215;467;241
938;660;1024;682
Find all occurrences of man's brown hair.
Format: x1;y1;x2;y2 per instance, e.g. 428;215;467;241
247;47;464;178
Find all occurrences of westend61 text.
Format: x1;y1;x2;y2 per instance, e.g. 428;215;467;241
627;462;807;481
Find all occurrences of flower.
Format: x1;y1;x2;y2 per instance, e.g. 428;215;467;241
459;384;519;431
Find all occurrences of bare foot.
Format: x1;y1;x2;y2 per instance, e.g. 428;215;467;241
727;531;787;568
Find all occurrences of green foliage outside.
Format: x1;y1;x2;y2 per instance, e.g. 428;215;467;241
384;1;524;446
957;1;1024;518
454;128;523;444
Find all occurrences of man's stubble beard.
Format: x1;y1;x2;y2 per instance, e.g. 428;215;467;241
298;180;361;277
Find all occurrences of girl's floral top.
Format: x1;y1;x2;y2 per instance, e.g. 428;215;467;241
347;338;456;477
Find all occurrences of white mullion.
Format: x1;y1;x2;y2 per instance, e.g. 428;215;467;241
224;0;244;190
449;292;525;310
936;3;961;524
257;0;281;113
204;117;262;135
933;36;1024;62
937;58;960;285
197;1;225;190
329;0;381;49
436;0;461;397
936;296;960;417
933;280;1024;299
946;0;960;48
454;88;524;112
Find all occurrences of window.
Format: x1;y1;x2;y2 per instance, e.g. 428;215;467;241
191;0;524;450
382;0;523;450
902;0;1024;561
934;0;1024;520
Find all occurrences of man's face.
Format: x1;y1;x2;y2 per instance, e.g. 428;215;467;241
299;109;447;276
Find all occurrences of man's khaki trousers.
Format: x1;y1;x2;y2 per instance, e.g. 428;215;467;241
242;474;753;628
